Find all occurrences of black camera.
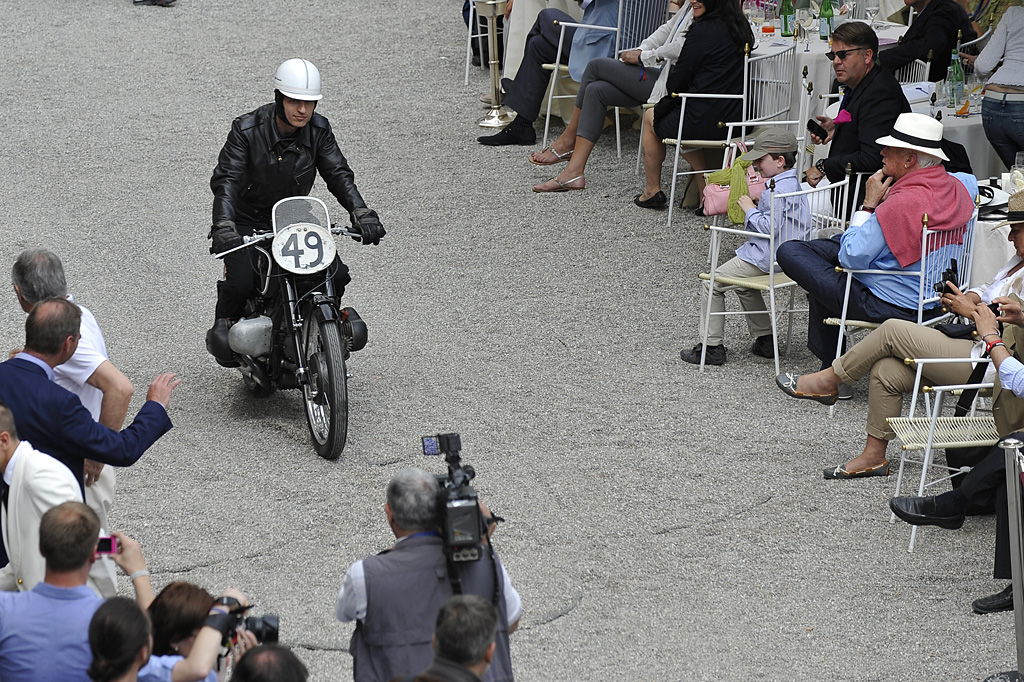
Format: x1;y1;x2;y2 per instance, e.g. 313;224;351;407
422;432;486;563
934;259;960;295
241;614;280;644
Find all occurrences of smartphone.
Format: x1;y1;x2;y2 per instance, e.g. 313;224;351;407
96;536;118;555
807;118;828;141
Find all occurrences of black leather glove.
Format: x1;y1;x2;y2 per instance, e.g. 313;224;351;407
351;208;385;246
209;220;242;255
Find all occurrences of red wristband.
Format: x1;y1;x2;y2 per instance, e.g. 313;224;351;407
986;339;1005;354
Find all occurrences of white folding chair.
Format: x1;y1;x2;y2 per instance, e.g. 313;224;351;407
661;43;799;226
960;28;992;78
696;172;851;373
895;55;931;84
541;0;672;156
888;356;998;551
825;208;981;416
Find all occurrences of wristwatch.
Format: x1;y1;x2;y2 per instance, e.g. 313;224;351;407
815;159;827;176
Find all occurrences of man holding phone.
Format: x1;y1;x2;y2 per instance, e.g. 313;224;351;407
0;502;151;682
804;22;909;201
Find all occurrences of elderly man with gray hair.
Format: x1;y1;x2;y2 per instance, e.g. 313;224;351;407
336;467;520;682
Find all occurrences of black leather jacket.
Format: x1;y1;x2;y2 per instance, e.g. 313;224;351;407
210;102;367;228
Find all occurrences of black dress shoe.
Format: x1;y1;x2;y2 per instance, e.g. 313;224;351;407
751;335;775;358
477;119;536;146
973;584;1013;614
889;496;966;530
680;343;726;365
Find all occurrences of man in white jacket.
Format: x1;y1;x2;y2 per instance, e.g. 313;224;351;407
0;400;109;595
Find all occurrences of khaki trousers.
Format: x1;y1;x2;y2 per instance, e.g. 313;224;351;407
832;319;977;440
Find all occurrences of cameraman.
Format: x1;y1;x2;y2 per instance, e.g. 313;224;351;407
335;468;519;682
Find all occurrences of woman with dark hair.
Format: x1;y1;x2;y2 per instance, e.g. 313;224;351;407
634;0;754;210
139;582;257;682
88;597;152;682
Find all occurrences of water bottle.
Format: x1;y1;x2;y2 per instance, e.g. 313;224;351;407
947;46;964;107
819;0;834;40
780;0;796;36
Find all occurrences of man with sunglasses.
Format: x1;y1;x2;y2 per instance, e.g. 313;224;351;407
804;22;910;200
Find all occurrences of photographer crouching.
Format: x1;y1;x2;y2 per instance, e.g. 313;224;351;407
335;464;519;682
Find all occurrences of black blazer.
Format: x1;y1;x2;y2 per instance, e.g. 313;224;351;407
823;64;911;183
653;18;749;140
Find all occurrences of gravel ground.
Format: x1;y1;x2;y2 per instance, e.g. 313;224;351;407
0;0;1017;679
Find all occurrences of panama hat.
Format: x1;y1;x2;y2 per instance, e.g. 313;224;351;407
875;112;949;161
994;189;1024;229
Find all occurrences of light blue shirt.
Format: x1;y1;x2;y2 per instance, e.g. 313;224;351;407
12;352;55;381
735;169;809;274
138;655;217;682
0;582;101;682
838;172;978;309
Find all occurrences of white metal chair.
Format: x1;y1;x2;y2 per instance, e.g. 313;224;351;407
960;27;992;78
661;43;799;226
696;171;851;373
888;356;998;551
464;1;505;86
540;0;672;157
895;56;931;84
826;208;980;376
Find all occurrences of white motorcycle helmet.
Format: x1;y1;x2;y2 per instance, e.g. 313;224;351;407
273;59;323;101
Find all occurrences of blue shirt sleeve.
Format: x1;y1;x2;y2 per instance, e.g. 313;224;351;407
999;355;1024;398
838;213;888;270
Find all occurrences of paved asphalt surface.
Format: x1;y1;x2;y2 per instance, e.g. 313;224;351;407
1;0;1019;679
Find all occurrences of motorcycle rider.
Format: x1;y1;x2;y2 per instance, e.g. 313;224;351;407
206;58;385;366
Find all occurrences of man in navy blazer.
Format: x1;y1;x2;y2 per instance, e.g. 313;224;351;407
0;298;180;494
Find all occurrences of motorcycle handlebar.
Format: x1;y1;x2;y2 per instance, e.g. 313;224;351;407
214;225;362;259
214;232;273;259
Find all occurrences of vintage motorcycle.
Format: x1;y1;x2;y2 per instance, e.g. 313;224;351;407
216;196;367;460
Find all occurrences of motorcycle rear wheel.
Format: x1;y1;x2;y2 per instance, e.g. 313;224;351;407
301;312;349;460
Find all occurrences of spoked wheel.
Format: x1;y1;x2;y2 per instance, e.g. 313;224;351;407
301;311;349;459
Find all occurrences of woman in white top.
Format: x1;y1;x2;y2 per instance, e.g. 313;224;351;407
961;6;1024;169
530;3;692;192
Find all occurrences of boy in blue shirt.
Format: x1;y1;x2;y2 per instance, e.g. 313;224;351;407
682;129;809;365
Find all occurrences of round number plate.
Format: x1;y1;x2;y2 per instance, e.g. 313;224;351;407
271;223;337;275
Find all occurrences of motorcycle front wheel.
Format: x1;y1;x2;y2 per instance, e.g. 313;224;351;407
301;311;349;460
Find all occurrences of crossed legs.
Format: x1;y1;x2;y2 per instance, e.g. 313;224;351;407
787;319;977;472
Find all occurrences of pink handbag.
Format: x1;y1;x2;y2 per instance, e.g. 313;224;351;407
701;141;767;217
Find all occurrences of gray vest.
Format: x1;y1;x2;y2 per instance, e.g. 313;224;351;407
349;534;514;682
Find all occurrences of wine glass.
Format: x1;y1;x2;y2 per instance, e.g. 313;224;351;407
743;0;758;22
796;8;815;50
864;0;880;28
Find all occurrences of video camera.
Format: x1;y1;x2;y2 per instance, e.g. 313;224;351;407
422;432;486;563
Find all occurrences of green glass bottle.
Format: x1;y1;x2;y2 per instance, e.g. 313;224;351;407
780;0;796;36
819;0;834;40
